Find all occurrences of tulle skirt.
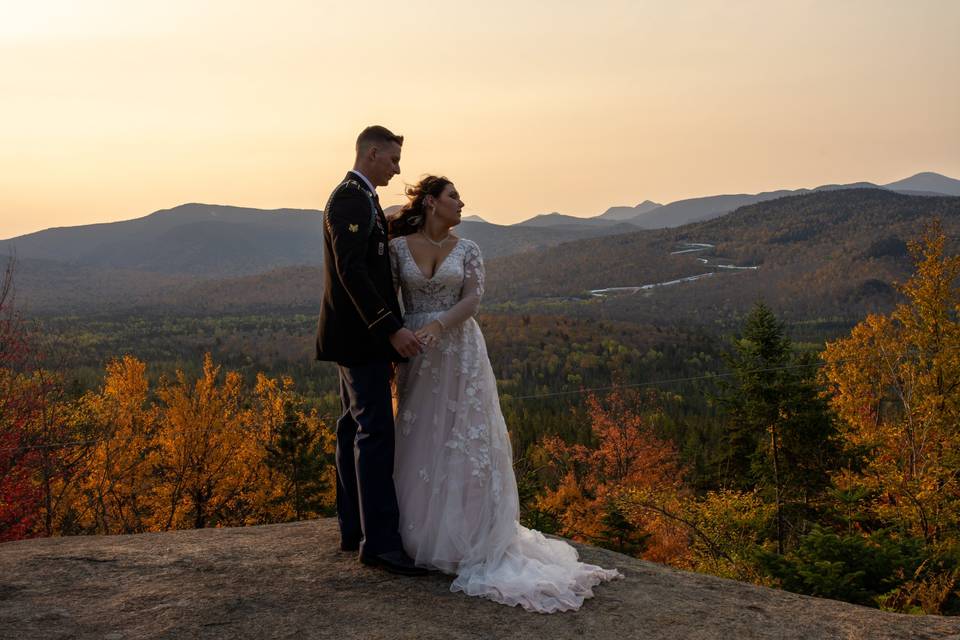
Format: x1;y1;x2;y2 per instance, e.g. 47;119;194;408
393;311;621;613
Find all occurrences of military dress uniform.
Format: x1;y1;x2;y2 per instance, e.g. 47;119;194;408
316;171;405;558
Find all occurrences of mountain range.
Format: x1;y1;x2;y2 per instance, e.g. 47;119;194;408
485;188;960;326
2;204;322;276
3;172;957;279
514;171;960;229
2;172;958;319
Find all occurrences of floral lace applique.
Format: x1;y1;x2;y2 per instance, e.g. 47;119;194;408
399;409;416;436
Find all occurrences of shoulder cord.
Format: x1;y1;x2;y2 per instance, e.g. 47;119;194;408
324;180;378;236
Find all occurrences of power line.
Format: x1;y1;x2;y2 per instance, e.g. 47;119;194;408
1;417;310;454
508;343;960;401
2;344;943;454
508;359;833;400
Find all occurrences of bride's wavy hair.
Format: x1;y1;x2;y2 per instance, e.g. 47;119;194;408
388;175;452;238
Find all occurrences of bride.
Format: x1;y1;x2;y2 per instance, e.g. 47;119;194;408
387;176;621;613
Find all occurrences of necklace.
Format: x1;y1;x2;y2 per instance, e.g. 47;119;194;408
420;230;450;248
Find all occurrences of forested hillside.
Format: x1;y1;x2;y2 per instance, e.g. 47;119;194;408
486;190;960;326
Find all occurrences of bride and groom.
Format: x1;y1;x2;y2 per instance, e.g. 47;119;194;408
315;125;620;613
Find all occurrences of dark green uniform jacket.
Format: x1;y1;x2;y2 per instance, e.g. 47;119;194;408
315;173;404;365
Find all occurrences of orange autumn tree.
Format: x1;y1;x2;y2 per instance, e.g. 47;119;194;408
536;391;689;562
822;221;960;543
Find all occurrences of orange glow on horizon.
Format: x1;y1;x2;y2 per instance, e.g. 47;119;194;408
1;0;958;238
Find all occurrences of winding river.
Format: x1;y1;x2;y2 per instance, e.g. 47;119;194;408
590;243;758;297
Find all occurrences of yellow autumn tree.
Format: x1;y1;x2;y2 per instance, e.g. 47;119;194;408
243;373;335;524
243;372;290;523
70;355;160;534
32;367;96;537
674;488;776;583
822;221;960;543
154;354;262;530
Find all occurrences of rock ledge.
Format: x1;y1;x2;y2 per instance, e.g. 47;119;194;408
1;518;957;639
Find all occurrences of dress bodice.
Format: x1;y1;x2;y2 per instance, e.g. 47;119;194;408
389;236;484;325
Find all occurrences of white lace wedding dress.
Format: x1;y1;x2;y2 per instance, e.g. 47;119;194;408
389;235;621;613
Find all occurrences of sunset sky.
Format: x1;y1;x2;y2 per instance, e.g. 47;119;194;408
2;0;958;239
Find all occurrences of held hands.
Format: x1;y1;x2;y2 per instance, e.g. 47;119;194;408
414;320;443;350
389;328;422;358
389;321;443;357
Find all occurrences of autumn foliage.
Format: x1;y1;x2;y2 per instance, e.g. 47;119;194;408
823;221;960;545
0;258;44;542
2;349;335;540
532;391;778;582
535;391;689;563
527;223;960;613
2;222;959;615
816;222;960;612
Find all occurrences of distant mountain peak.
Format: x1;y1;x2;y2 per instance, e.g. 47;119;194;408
151;203;317;218
153;202;223;214
596;200;662;221
813;181;880;191
516;212;624;228
883;171;960;197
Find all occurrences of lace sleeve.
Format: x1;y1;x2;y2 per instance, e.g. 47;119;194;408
437;240;484;330
388;238;405;314
389;238;401;294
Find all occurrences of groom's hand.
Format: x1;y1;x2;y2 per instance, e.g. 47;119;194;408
389;328;422;358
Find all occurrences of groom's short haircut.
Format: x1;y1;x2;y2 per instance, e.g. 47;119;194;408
356;125;403;155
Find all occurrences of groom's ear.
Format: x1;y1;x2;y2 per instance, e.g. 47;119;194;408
357;143;378;165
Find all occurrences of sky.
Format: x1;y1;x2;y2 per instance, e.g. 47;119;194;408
1;0;958;238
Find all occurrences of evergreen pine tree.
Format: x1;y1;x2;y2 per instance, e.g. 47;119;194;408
265;403;332;520
597;499;650;556
715;302;841;553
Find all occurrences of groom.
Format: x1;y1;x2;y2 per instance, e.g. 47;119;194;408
315;125;424;575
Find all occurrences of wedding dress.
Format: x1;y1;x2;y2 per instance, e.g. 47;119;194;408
389;235;621;613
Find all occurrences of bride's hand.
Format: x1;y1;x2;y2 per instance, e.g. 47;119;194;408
415;320;443;349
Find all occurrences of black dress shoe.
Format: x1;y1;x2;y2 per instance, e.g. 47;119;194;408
359;550;428;576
